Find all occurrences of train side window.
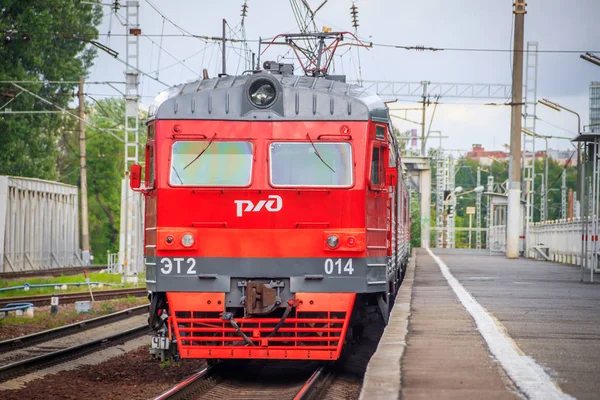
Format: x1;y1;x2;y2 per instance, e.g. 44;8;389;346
370;146;385;187
145;143;155;189
376;125;386;140
148;124;155;140
371;147;380;184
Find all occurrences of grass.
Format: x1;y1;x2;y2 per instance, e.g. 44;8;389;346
0;296;149;336
0;272;146;298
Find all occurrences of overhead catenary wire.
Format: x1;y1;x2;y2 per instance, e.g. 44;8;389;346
114;11;200;79
86;33;600;54
9;83;125;143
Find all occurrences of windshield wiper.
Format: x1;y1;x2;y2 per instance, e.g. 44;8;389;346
183;133;217;170
172;166;184;184
306;133;335;173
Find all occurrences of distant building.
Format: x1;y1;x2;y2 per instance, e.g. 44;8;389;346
466;144;557;166
591;82;600;133
547;148;576;166
467;144;509;166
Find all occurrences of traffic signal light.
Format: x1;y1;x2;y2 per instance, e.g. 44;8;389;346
2;31;31;44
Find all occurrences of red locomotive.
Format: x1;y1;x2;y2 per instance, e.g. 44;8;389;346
130;60;411;362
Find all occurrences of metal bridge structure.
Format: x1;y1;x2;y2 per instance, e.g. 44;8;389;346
0;176;81;272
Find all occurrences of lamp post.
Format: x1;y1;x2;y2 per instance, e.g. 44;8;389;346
538;98;582;224
539;99;581;135
580;52;600;67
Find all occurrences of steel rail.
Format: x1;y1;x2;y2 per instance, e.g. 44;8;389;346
0;304;149;352
293;365;329;400
0;324;150;382
154;363;330;400
153;366;215;400
0;287;147;308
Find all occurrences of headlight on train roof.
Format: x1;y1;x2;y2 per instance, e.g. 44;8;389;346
327;235;340;249
181;233;195;248
248;78;276;108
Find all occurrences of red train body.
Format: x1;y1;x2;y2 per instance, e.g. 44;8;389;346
133;69;410;361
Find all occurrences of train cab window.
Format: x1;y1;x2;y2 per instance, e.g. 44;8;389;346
269;142;353;187
145;143;155;188
370;146;385;187
170;141;253;186
376;126;386;140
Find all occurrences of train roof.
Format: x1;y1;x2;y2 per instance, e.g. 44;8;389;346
148;72;388;123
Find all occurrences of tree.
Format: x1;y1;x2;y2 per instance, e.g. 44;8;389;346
0;1;101;179
60;97;148;263
60;98;123;263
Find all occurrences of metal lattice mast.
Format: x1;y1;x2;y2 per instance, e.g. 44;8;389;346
486;175;494;249
476;167;482;249
523;41;538;241
435;150;446;248
538;173;545;220
118;0;143;277
561;168;567;219
447;156;456;248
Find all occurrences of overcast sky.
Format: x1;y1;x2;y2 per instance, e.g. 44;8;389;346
88;0;600;152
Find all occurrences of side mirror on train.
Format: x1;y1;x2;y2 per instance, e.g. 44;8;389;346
385;167;398;186
129;164;142;191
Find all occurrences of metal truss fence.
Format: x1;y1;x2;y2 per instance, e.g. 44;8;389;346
528;219;589;268
488;225;507;253
0;176;81;273
430;227;488;249
479;219;598;276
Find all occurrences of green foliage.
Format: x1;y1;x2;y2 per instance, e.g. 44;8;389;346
0;1;101;179
0;271;143;298
58;97;147;263
410;192;421;249
61;98;126;262
434;155;579;247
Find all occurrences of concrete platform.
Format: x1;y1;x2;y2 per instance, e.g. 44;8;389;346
360;248;600;400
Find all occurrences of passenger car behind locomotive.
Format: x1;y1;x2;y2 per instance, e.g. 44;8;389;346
130;62;411;361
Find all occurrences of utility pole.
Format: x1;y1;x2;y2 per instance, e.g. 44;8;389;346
506;0;526;258
78;76;90;265
222;19;227;75
476;167;482;249
562;169;567;219
420;81;429;156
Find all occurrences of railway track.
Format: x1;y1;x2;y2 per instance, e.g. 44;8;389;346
0;287;147;308
153;362;351;400
152;308;382;400
0;304;149;352
0;323;150;382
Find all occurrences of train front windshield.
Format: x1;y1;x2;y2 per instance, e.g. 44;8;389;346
269;142;353;187
169;141;253;186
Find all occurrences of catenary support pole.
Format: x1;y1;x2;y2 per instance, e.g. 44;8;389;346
420;168;431;248
420;81;429;156
506;0;526;258
78;76;90;265
222;19;227;75
469;214;473;249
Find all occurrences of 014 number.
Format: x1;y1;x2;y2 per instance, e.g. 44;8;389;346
324;258;354;275
159;257;197;275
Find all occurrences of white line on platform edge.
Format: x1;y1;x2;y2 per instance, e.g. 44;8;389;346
425;248;574;400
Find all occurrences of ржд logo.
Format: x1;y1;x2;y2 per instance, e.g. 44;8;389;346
234;195;282;217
